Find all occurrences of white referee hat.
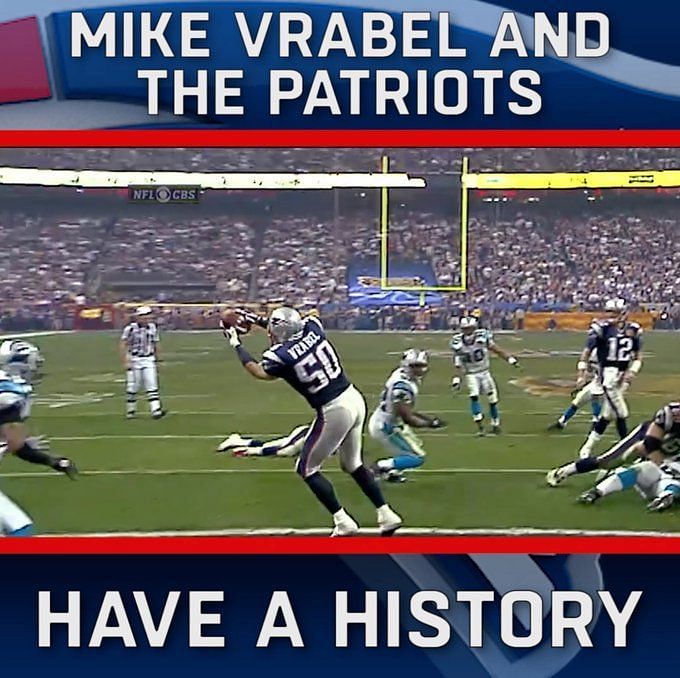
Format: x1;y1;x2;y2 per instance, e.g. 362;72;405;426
136;305;153;316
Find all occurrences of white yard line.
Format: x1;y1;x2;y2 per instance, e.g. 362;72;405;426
0;467;548;479
42;432;597;441
45;527;680;538
32;409;570;417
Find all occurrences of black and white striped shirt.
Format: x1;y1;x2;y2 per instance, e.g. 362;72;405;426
121;322;159;358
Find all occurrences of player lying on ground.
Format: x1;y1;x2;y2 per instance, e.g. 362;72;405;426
217;425;309;457
120;305;166;420
547;401;680;493
221;306;402;536
549;348;602;430
0;370;78;536
450;316;519;435
369;349;445;483
577;458;680;512
575;299;642;459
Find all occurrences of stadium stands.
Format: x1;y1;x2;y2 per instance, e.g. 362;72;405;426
1;148;679;330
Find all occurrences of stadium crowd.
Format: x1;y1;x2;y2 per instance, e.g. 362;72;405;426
1;147;680;331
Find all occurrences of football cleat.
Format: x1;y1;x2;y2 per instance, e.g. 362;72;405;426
548;421;565;431
54;457;78;480
647;493;675;512
377;506;403;536
331;512;359;537
217;434;247;453
491;424;502;435
546;467;566;487
152;409;167;420
385;470;407;483
578;488;602;505
126;412;136;419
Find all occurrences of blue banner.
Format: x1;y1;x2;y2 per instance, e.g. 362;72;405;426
348;259;443;306
2;552;675;676
1;0;680;128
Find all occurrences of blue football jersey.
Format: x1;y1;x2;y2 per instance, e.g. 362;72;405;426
586;320;642;371
261;316;350;409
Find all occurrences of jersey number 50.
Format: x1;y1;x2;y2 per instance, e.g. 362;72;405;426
294;340;342;393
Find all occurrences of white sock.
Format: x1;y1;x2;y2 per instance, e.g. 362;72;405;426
149;398;162;414
333;508;349;522
562;462;578;478
377;458;394;471
596;473;623;496
579;431;601;459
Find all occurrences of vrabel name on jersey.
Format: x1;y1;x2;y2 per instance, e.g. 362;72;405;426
261;316;350;409
450;328;493;374
587;320;642;371
376;368;419;428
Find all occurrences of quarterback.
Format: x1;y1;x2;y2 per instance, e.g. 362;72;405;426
575;299;643;459
369;349;445;483
450;316;519;435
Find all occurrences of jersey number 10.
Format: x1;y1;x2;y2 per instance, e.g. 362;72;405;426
294;340;342;393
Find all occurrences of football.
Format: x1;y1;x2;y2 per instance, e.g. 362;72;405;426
220;310;251;335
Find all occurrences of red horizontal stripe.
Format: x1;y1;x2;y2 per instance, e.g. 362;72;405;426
0;130;679;147
1;535;679;555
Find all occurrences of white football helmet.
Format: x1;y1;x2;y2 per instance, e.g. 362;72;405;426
268;307;304;343
400;349;429;378
604;298;629;325
460;316;478;334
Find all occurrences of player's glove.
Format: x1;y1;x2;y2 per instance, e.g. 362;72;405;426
429;417;446;429
451;376;461;391
52;457;79;480
222;325;242;348
26;435;50;452
507;356;519;367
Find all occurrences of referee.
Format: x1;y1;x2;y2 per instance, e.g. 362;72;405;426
119;306;166;419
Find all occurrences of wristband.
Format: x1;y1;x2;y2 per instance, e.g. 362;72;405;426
577;361;588;371
235;345;255;366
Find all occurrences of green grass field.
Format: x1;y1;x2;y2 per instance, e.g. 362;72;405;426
2;330;679;535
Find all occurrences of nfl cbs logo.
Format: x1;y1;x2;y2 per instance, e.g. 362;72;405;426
128;185;200;204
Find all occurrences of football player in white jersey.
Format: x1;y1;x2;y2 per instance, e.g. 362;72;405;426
450;316;519;435
0;339;44;382
119;306;166;419
0;370;77;535
549;348;603;430
369;349;445;483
